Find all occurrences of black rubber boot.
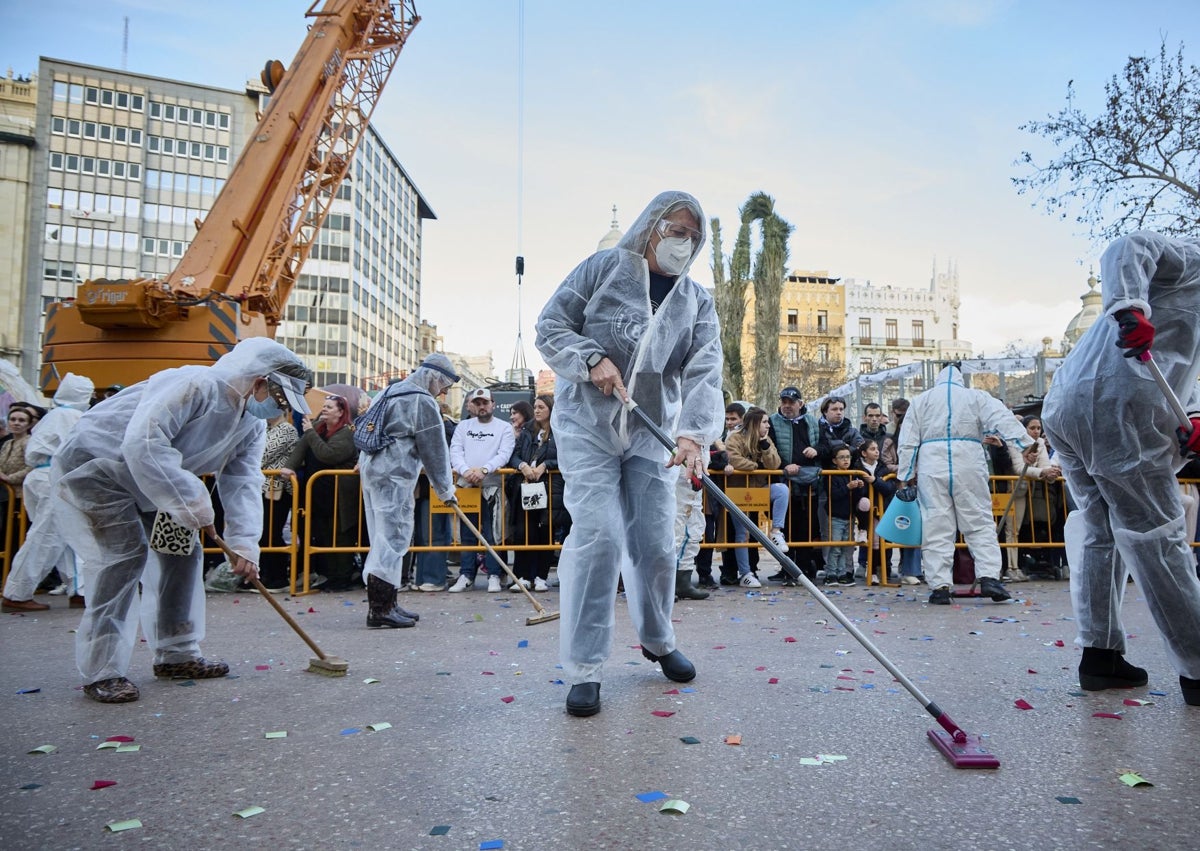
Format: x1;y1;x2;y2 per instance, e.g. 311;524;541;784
366;575;415;629
1181;676;1200;706
1078;647;1148;691
641;647;697;683
675;571;709;600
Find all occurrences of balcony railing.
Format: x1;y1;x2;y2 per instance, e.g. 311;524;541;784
850;336;932;348
784;323;842;335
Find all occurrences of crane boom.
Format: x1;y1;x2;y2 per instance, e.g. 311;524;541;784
40;0;419;393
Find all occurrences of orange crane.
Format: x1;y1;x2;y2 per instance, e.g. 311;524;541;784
39;0;419;393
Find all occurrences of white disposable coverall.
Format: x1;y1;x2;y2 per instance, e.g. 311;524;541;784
673;466;704;574
896;365;1029;590
535;190;723;684
359;353;457;588
2;372;93;599
1042;232;1200;677
56;338;306;683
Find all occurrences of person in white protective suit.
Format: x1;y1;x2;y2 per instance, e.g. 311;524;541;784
896;364;1031;605
0;373;94;612
357;353;459;629
55;338;311;703
1042;231;1200;706
535;190;723;717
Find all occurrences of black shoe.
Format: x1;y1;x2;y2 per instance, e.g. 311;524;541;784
697;577;718;589
1078;647;1148;690
366;606;417;629
675;572;710;601
977;576;1011;602
641;648;696;683
768;571;787;583
928;586;951;605
566;682;601;716
1181;676;1200;706
838;574;855;587
719;575;739;586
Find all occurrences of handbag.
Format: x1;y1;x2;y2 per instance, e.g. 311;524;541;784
520;481;548;511
150;510;196;556
952;547;976;585
353;388;429;453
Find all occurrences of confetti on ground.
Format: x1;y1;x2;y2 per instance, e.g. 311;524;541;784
255;665;270;671
430;825;450;835
367;722;392;731
500;696;515;704
307;607;316;613
340;728;361;736
481;671;495;676
1056;796;1082;804
473;614;484;622
768;677;779;684
105;819;142;832
16;688;40;694
636;791;669;803
1123;698;1153;706
1119;772;1152;788
712;645;726;649
659;799;690;815
27;745;56;755
106;736;134;742
177;680;196;687
680;687;695;693
1028;669;1038;674
651;710;674;717
784;637;797;643
663;688;680;695
1093;712;1123;720
234;806;265;819
265;731;287;739
96;741;121;750
20;783;41;790
115;744;140;753
1014;699;1034;710
479;841;504;850
680;736;700;745
90;780;117;790
724;735;742;746
363;678;381;684
755;666;766;671
517;639;528;648
1054;640;1065;647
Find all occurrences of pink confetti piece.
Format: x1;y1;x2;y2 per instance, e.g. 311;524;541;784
836;675;856;681
754;666;766;671
768;677;779;684
488;651;500;656
255;665;270;671
91;780;117;790
663;688;680;695
1092;712;1122;719
784;637;797;643
712;645;726;650
1054;640;1065;647
1028;669;1038;674
862;669;875;674
500;696;515;704
105;736;134;743
1123;698;1152;707
834;686;855;691
1014;699;1034;710
307;607;316;614
481;671;495;675
651;710;675;718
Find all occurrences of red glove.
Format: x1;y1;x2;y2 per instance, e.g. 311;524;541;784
1114;309;1154;358
1179;418;1200;456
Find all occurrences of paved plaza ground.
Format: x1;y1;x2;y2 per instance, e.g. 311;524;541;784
3;573;1199;850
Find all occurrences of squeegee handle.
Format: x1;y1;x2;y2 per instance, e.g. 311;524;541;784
1139;352;1193;433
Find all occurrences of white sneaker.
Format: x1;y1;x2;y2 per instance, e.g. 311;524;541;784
509;578;530;593
901;575;921;586
769;529;787;549
533;577;549;592
487;575;502;593
740;573;762;589
47;583;69;596
448;575;472;593
417;582;445;592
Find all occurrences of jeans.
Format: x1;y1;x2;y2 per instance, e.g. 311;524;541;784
414;497;453;586
458;494;496;580
900;546;922;577
826;517;851;576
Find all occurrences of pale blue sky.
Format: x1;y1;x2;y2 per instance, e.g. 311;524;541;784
6;1;1199;376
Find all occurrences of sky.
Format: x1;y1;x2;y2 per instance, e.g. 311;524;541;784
5;1;1199;378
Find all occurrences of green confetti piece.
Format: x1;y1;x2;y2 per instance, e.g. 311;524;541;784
105;819;142;832
115;744;141;752
679;736;701;745
362;678;381;684
234;806;265;819
1056;796;1082;804
429;825;450;836
28;745;56;755
1119;772;1153;787
96;741;121;750
473;613;484;622
264;731;287;739
367;722;392;732
799;757;825;765
658;799;690;815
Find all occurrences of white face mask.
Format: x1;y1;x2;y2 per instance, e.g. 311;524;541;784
246;394;282;420
654;236;693;276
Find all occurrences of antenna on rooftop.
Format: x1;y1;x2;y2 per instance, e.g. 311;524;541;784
121;17;129;70
508;0;530;384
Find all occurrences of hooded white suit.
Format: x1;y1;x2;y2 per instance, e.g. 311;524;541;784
535;190;723;684
897;365;1030;590
56;338;307;683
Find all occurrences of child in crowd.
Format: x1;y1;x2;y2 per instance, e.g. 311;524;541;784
852;438;896;583
825;446;864;586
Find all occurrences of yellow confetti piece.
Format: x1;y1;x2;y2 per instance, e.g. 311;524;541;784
367;722;392;732
105;819;142;832
28;745;56;755
264;731;287;739
1119;771;1153;788
658;799;690;815
234;806;265;819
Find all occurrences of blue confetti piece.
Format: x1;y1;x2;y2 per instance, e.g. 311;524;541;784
636;791;669;803
343;601;355;606
861;683;875;689
340;728;361;736
680;687;695;693
480;841;504;850
730;617;743;622
517;639;528;648
1149;690;1167;696
551;678;564;685
20;783;42;790
16;688;40;694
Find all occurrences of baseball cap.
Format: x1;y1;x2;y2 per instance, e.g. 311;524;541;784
268;370;311;415
467;388;493;402
779;387;802;401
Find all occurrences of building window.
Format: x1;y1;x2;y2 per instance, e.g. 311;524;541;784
886;358;899;369
912;320;925;347
786;309;798;333
817;310;828;333
787;342;799;365
818;343;829;363
858;318;871;342
860;358;873;374
885;319;898;346
51;117;65;134
101;90;113;106
85;87;99;104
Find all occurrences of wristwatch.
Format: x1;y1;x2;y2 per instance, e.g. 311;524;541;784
585;352;605;370
481;466;490;475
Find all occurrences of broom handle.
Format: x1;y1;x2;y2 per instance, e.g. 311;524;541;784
206;530;329;660
623;399;968;742
450;502;549;616
1140;352;1193;432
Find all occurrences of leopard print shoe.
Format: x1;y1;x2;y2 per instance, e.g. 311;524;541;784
83;677;140;703
152;657;230;679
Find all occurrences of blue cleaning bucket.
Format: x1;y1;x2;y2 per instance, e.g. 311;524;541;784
876;486;922;546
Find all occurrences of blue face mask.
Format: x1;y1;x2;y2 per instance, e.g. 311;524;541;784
246;394;282;420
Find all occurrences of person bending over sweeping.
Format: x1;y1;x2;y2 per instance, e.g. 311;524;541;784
356;353;460;628
535;190;723;717
1042;231;1200;706
54;338;312;703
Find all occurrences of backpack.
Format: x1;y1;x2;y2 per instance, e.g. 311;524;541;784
353;387;429;454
